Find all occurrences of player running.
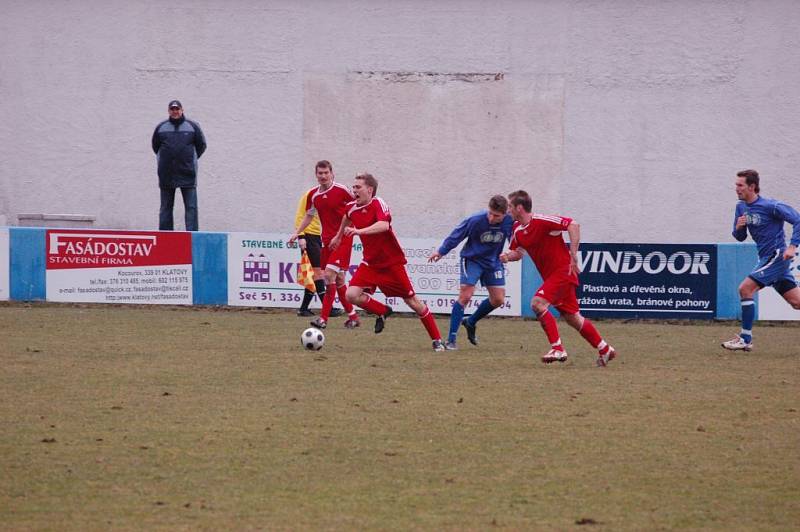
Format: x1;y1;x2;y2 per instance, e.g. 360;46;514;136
428;195;513;350
500;190;617;366
721;169;800;351
330;173;446;352
288;160;360;330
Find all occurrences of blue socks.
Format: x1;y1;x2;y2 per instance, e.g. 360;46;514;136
448;302;465;343
450;298;499;343
467;298;496;326
740;298;754;344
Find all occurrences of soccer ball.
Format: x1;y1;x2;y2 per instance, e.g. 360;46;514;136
301;327;325;351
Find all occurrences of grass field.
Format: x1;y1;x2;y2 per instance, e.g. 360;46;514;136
1;302;799;530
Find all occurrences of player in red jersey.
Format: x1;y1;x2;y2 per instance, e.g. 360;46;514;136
329;173;445;352
288;160;360;330
500;190;617;366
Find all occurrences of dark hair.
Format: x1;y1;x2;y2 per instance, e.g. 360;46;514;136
315;160;333;171
488;195;508;213
356;172;378;197
736;169;760;193
507;190;532;213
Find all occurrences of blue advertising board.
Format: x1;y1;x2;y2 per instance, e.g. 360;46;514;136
576;243;717;319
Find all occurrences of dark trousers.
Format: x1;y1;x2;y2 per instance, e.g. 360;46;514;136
159;187;198;231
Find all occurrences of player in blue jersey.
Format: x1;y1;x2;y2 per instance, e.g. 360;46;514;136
428;195;514;350
722;169;800;351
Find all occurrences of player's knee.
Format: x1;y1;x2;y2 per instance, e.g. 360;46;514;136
531;300;547;315
345;288;360;304
488;295;504;307
738;282;757;299
738;289;751;299
737;286;747;298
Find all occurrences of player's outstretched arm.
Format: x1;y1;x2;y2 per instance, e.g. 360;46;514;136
288;213;314;244
348;221;390;237
500;250;523;263
437;217;470;258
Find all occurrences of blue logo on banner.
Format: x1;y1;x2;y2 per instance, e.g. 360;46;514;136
576;244;717;319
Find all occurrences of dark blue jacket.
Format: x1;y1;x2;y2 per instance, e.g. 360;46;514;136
151;116;207;188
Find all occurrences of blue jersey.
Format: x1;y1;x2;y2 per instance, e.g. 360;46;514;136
732;196;800;259
437;210;513;270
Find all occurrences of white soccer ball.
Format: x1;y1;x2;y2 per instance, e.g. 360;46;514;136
301;327;325;351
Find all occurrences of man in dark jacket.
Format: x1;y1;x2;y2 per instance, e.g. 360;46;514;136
151;100;207;231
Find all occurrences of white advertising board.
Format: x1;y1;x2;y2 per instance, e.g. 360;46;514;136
46;230;193;305
227;232;522;315
758;255;800;320
0;227;8;300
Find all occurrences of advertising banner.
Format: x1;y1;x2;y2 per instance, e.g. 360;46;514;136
575;243;717;319
758;254;800;320
227;233;522;315
0;227;8;301
46;230;192;304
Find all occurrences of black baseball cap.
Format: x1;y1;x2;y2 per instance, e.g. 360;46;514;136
168;100;182;109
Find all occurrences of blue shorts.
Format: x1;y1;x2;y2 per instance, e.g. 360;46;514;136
460;258;505;288
748;249;797;293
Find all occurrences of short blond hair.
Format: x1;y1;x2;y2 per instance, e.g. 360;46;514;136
356;173;378;197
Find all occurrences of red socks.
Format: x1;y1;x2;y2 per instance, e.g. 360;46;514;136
320;284;336;321
360;294;388;316
536;310;563;350
336;283;356;316
579;318;603;348
418;307;442;340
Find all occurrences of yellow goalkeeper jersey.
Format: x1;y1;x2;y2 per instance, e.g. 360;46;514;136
294;191;322;236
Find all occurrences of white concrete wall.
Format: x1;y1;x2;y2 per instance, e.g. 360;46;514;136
1;0;799;243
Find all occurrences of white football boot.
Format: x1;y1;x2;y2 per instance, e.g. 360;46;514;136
721;335;753;352
597;347;617;367
541;349;568;364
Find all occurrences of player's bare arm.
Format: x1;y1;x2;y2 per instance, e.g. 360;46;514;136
567;222;581;275
784;244;797;261
428;251;443;263
499;249;523;263
347;220;390;237
288;213;315;244
329;217;351;251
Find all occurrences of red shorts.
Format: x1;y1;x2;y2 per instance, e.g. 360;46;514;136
536;274;580;315
350;263;416;298
321;235;353;273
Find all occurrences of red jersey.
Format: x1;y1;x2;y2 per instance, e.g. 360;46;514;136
346;197;407;269
304;182;354;244
510;214;577;283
